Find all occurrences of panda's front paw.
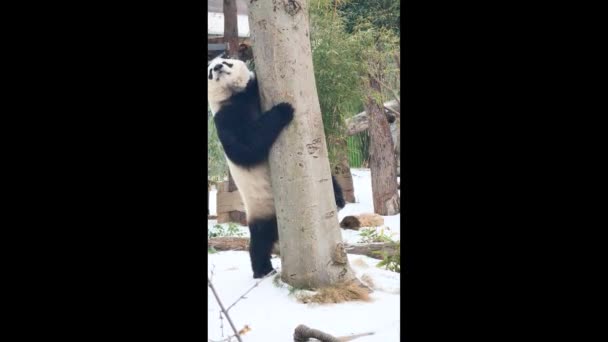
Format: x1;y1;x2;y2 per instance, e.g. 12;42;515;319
274;102;294;125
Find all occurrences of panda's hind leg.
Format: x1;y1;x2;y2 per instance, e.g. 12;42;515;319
248;216;278;278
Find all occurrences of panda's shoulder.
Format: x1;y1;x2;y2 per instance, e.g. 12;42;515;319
235;78;259;102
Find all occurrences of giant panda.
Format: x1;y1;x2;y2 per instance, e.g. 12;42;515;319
208;57;346;278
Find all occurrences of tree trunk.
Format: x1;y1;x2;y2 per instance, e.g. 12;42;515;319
366;76;400;215
333;156;355;203
394;118;400;177
249;0;358;289
223;0;239;58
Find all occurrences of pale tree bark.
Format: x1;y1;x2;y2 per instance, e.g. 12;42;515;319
223;0;239;58
249;0;358;289
366;76;400;215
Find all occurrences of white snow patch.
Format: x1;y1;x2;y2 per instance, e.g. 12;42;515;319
207;168;401;341
208;252;400;342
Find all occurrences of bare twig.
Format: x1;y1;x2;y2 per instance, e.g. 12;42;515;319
209;335;237;342
209;264;216;282
208;277;244;342
225;269;277;312
219;311;224;337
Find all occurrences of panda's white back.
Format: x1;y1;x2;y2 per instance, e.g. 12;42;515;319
226;159;275;222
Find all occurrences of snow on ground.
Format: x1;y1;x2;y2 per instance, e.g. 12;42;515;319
208;252;399;341
208;168;400;341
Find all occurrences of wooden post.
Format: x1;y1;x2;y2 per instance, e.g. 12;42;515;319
223;0;239;58
216;179;247;225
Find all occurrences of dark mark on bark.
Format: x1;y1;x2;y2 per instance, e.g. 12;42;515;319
306;138;321;155
324;211;335;218
319;178;329;183
284;0;302;16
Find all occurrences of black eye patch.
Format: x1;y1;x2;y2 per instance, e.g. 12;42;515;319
208;68;213;80
222;61;234;68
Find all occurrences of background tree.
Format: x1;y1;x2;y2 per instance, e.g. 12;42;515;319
309;0;364;203
248;0;359;289
356;24;400;215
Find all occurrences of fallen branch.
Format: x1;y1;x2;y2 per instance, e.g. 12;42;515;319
345;100;400;136
208;237;399;260
293;324;374;342
342;242;399;259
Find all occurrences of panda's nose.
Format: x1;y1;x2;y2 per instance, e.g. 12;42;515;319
213;64;223;71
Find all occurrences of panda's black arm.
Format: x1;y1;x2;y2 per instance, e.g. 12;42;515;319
216;102;293;167
252;102;294;137
223;103;294;166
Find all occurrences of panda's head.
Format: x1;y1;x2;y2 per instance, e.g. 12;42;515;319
207;57;254;114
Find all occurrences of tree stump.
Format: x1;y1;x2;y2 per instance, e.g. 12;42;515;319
334;160;356;203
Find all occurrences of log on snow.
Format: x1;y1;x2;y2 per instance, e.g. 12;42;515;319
208;237;399;260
